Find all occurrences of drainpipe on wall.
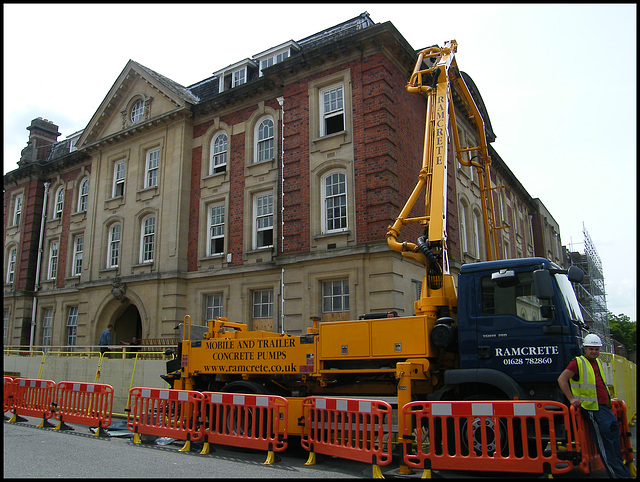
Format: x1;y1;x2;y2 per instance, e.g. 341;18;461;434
30;181;49;351
277;96;285;334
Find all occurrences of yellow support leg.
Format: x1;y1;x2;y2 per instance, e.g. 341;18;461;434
263;450;275;465
178;440;191;452
199;442;210;455
304;451;316;466
372;464;384;478
421;468;432;478
133;432;141;444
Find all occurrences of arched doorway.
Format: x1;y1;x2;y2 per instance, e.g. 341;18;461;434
113;304;142;346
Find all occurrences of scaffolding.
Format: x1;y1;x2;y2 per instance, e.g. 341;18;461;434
570;224;611;351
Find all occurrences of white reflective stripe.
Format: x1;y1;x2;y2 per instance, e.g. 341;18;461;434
337;400;348;411
472;403;493;416
178;391;188;401
73;383;80;391
87;384;95;393
256;396;269;407
30;380;37;387
160;391;169;399
142;389;151;398
211;393;223;404
514;403;536;417
574;383;597;390
359;401;372;413
575;394;598;402
316;398;326;409
233;395;245;405
432;403;452;416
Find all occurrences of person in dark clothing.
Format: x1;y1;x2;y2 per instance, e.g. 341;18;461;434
99;325;113;355
121;336;141;354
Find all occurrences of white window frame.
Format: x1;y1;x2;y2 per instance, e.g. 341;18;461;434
53;186;64;219
12;194;23;226
4;310;9;345
145;148;160;188
6;247;17;284
210;132;228;174
72;235;83;277
66;306;78;346
322;279;349;313
108;224;121;268
113;160;126;198
208;203;225;256
48;240;59;280
130;99;144;124
320;83;345;136
140;215;155;264
77;178;89;212
42;308;53;352
255;116;274;163
254;192;274;249
459;202;468;254
252;289;273;318
322;170;348;233
472;210;481;258
205;293;224;321
232;68;246;87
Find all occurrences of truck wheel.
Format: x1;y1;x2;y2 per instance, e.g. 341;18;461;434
220;381;268;439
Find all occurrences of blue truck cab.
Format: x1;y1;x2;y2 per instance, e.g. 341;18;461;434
445;257;586;402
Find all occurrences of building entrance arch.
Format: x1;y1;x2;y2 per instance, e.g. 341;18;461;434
113;304;142;346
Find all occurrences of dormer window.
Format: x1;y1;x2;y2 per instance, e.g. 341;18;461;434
130;100;144;124
232;69;245;87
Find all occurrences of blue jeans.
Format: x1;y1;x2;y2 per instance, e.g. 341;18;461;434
583;405;631;478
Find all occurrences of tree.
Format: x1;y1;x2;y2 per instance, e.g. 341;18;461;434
606;312;636;352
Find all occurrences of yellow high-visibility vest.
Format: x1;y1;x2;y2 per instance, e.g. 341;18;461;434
569;355;610;411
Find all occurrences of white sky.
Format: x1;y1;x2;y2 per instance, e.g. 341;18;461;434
4;4;637;321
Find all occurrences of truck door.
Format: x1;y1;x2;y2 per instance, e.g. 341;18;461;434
472;268;566;384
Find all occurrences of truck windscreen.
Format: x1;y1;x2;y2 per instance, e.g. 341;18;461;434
555;273;585;324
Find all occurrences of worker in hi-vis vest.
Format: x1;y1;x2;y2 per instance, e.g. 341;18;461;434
558;333;631;478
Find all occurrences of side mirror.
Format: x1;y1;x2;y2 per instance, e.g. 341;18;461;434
534;269;554;300
567;265;584;283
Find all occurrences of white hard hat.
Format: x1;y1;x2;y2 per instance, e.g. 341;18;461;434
583;333;602;347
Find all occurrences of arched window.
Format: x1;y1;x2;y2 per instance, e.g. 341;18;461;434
53;186;64;219
322;170;347;233
255;117;274;163
77;178;89;212
107;223;121;268
210;132;228;174
130;99;144;124
6;247;17;284
140;215;155;264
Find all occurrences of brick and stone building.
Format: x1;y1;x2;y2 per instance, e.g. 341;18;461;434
3;13;562;349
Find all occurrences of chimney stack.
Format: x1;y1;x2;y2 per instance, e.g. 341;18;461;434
19;117;61;166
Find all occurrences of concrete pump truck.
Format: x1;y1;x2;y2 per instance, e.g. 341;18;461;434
163;41;605;445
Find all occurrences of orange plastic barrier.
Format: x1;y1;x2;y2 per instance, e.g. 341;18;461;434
199;392;288;460
3;376;15;415
53;381;114;434
301;396;393;468
7;377;57;427
126;387;204;446
570;399;635;474
402;400;577;476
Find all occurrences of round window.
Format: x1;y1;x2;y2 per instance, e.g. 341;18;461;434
130;99;144;124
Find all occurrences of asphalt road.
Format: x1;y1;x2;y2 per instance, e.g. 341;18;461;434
3;415;635;478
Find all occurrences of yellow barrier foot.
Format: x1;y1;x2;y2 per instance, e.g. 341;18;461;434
178;440;191;452
399;464;413;475
263;451;275;465
54;420;73;431
304;452;316;466
199;442;210;455
36;418;55;429
628;462;636;478
91;426;108;437
372;464;384;479
421;469;432;479
133;432;141;444
8;413;27;423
